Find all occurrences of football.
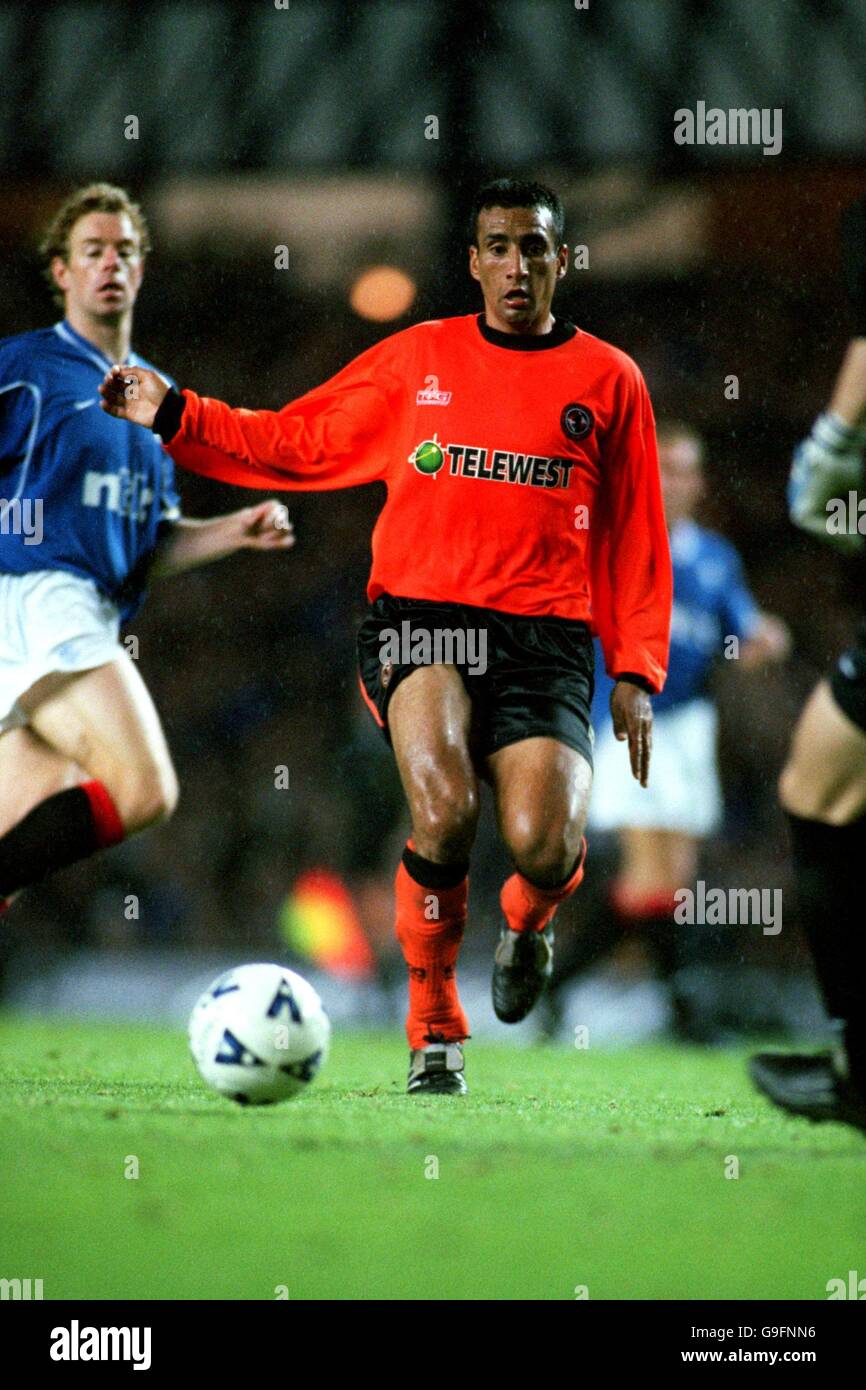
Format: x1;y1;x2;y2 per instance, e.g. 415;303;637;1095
188;963;330;1105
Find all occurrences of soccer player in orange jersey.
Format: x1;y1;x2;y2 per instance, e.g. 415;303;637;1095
100;178;673;1094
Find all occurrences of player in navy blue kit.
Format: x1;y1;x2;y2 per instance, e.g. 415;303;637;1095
0;183;293;912
545;421;789;1035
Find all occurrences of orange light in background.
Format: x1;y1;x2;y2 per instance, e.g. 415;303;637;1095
350;265;416;321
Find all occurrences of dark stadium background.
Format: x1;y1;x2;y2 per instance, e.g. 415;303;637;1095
1;0;864;1042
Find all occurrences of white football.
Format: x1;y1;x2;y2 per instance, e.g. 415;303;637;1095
189;963;330;1104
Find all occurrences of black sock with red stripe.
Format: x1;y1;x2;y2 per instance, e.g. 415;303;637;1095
0;781;124;896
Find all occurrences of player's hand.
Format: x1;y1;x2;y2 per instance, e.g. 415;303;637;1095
236;501;295;550
610;679;653;787
99;364;169;428
788;417;865;554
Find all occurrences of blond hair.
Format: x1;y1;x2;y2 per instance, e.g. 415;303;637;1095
655;418;705;465
39;183;151;307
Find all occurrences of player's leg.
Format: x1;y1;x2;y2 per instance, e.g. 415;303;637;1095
0;724;82;836
778;679;866;823
541;711;636;1023
751;675;866;1127
477;607;596;1023
613;827;710;1038
487;735;592;1022
0;655;178;902
614;827;698;972
542;826;702;1038
0;724;82;911
386;663;480;1092
617;827;698;893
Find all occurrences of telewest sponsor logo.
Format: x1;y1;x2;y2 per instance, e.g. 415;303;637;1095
50;1320;152;1371
447;442;576;490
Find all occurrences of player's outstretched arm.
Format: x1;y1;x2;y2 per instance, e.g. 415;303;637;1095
100;331;404;495
610;679;653;788
99;364;169;428
149;502;294;580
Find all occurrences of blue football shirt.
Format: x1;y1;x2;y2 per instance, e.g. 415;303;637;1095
0;319;180;620
592;518;761;722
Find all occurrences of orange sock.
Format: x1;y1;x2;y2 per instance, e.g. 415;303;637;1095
395;856;469;1049
501;837;587;933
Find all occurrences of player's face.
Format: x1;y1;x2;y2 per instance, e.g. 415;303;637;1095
52;211;144;324
659;437;704;524
469;206;567;333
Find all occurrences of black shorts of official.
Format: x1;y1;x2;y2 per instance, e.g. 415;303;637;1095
830;619;866;734
356;593;595;771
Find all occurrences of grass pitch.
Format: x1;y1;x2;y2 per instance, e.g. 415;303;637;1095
1;1014;863;1301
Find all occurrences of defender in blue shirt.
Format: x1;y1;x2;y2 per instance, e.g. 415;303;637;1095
591;518;762;723
0;183;294;913
1;317;182;620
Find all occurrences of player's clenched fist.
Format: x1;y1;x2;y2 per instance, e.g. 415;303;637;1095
99;364;169;428
237;502;295;550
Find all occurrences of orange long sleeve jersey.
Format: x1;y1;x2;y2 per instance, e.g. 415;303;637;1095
166;313;672;691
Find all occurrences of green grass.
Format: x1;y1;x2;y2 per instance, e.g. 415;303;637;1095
0;1014;863;1300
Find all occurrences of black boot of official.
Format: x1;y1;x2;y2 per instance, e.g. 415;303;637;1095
749;1051;866;1131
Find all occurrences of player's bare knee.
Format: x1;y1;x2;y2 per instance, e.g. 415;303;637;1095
779;757;828;820
778;761;806;816
119;763;180;832
778;760;854;824
410;779;479;862
507;818;582;887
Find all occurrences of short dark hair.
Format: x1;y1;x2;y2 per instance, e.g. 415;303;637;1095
467;178;565;248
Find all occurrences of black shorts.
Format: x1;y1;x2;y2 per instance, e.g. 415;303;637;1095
830;619;866;733
357;593;595;769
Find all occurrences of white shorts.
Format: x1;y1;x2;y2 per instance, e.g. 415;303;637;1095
0;569;122;734
588;697;722;837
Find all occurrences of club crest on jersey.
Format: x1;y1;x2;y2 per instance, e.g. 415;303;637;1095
561;402;595;442
408;434;445;476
